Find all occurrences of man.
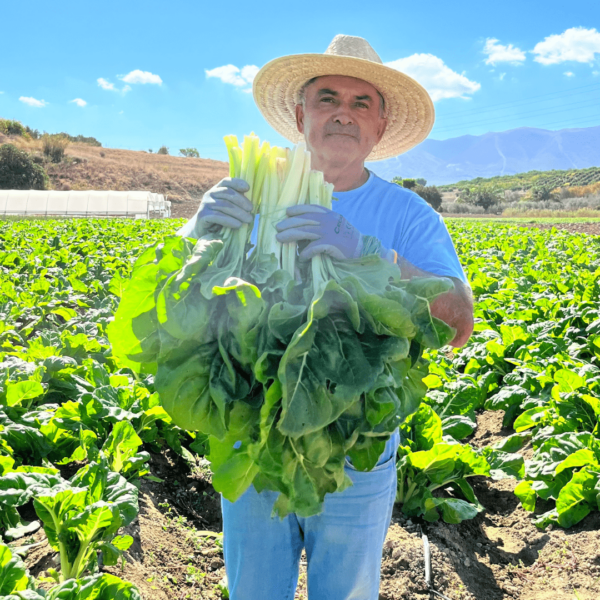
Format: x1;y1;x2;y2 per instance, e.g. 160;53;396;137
180;34;473;600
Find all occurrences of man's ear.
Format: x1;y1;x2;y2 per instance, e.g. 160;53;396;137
295;104;305;135
376;116;387;144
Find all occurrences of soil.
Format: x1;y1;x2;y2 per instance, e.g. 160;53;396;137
11;407;599;599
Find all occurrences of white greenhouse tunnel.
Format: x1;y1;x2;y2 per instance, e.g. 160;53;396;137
0;190;171;219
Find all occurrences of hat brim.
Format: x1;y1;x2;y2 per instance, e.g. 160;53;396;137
252;53;435;161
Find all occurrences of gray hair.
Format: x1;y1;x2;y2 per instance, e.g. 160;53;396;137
296;76;387;118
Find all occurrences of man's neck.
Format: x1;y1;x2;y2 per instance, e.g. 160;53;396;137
311;156;369;192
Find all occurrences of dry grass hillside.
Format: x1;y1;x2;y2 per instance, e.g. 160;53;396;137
0;133;229;219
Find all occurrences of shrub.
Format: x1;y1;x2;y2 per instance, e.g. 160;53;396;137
440;202;485;215
402;178;416;190
179;147;200;158
0;144;48;190
416;178;427;186
0;119;27;136
157;146;169;155
42;134;69;163
414;184;443;212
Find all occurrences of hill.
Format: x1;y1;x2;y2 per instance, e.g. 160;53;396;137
367;125;600;185
0;132;229;219
438;166;600;193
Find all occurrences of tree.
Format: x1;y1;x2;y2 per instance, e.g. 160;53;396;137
530;185;556;201
402;178;417;190
414;185;442;212
0;144;48;190
157;146;169;155
416;178;427;186
459;186;500;211
179;148;200;158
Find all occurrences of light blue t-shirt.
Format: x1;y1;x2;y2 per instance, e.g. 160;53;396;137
330;170;466;282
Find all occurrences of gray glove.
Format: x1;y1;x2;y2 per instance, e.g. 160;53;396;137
178;177;253;238
275;204;361;260
275;204;397;263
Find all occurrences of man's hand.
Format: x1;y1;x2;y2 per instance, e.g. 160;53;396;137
275;205;361;260
397;256;474;348
192;178;253;236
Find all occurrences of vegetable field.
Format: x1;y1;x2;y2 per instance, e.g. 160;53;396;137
1;218;600;599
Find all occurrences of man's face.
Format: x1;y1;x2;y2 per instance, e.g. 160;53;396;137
295;75;387;167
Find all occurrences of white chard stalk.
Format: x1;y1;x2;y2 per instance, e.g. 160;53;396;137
224;133;334;283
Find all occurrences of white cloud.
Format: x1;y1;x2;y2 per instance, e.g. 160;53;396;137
205;64;259;91
19;96;47;108
0;91;4;94
98;78;130;94
98;78;116;91
120;70;162;85
564;71;575;77
70;98;87;107
483;38;526;66
533;27;600;65
593;70;599;76
385;54;481;101
499;72;506;80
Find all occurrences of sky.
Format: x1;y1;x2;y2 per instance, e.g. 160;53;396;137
1;0;599;162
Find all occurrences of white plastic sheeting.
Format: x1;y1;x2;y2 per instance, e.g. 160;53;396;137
0;190;171;218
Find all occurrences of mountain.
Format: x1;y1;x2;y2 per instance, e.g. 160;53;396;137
367;126;600;186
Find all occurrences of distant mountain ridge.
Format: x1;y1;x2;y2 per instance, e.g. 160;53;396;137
367;125;600;186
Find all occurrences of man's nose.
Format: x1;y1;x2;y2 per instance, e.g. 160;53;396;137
333;107;354;126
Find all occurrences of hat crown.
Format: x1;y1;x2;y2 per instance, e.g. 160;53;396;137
324;34;382;64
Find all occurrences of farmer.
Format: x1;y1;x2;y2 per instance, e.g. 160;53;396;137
180;34;473;600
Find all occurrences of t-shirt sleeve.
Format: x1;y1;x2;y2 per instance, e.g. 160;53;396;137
395;194;467;282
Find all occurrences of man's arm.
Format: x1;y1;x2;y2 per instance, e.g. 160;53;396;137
394;254;474;348
275;204;474;347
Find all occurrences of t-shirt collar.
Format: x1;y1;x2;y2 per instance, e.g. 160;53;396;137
332;169;374;201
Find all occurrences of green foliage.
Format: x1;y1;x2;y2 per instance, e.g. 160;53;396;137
179;147;200;158
0;120;27;137
416;178;427;186
157;146;169;155
423;221;600;528
42;134;70;163
392;177;420;190
414;185;443;212
530;185;556;201
458;186;501;210
0;144;48;190
33;462;137;580
46;573;141;600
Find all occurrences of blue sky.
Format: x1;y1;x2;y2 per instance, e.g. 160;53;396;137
1;0;599;162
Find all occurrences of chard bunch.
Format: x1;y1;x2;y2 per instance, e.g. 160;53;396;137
110;133;456;518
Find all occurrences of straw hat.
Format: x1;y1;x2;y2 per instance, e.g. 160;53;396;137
252;34;435;161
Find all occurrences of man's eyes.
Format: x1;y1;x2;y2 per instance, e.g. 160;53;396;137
320;97;370;108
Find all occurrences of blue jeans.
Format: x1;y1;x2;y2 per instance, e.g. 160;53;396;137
221;429;400;600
